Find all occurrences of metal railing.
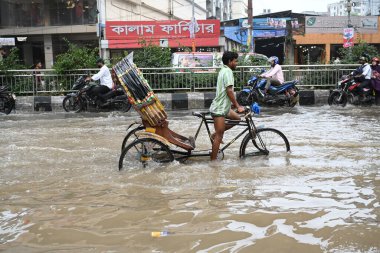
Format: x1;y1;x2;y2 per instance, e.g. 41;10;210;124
0;65;357;95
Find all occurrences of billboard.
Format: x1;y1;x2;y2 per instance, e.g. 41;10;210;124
305;16;378;34
241;18;290;30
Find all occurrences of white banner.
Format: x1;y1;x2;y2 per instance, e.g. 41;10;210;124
306;16;378;34
0;38;15;46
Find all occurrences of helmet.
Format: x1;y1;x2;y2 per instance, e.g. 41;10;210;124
96;57;104;64
372;57;379;63
359;56;368;62
268;56;279;65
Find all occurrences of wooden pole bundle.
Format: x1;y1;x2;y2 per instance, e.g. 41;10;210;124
113;56;167;127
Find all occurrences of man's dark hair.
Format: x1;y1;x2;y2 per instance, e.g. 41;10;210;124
222;51;239;65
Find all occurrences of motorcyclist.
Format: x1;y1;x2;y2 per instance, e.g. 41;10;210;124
260;56;284;95
352;56;372;97
85;58;113;103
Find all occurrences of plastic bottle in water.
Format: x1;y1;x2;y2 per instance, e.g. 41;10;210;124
151;231;170;237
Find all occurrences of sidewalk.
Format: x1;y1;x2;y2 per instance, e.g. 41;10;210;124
15;90;331;112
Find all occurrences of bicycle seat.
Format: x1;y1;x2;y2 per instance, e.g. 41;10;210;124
192;111;210;118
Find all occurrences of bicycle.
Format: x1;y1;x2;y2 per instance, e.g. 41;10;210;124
119;107;290;170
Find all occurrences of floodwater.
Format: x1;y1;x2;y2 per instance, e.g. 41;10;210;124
0;106;379;253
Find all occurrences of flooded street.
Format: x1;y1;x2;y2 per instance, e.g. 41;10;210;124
0;106;379;253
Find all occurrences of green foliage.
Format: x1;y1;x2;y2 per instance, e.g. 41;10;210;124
133;39;172;68
53;39;98;73
0;48;26;71
338;40;378;64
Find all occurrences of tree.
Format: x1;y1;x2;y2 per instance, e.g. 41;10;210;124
53;39;98;73
0;48;25;71
132;39;172;68
338;40;378;64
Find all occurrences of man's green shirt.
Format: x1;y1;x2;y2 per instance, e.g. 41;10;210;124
210;65;234;116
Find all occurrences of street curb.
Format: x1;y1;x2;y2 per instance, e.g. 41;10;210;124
16;90;331;112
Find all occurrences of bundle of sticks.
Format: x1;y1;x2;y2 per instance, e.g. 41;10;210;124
113;56;167;126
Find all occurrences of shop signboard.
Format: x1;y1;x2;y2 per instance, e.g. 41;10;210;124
105;20;220;49
305;16;377;34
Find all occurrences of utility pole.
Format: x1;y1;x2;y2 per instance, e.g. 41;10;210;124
191;0;196;52
347;0;352;27
248;0;254;53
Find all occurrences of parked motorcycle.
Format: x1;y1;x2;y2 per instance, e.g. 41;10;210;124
328;75;374;107
0;85;16;115
62;75;131;113
237;73;299;107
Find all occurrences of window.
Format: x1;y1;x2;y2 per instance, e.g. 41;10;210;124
0;0;97;28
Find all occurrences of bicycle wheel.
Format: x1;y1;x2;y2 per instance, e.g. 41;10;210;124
119;138;174;170
121;126;145;152
240;128;290;157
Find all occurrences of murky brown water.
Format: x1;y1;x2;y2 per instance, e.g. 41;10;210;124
1;106;379;253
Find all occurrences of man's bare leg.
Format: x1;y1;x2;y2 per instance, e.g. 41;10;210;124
225;109;241;131
211;116;225;161
211;110;241;160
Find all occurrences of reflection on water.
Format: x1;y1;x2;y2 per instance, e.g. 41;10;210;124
0;106;379;252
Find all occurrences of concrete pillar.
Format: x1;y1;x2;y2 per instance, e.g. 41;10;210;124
286;42;295;64
43;34;53;68
325;43;331;64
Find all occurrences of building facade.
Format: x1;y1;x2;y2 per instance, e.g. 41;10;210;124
206;0;232;20
328;0;380;16
231;0;247;19
294;16;380;64
101;0;223;59
0;0;226;67
0;0;98;68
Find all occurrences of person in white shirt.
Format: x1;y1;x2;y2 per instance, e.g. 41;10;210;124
354;56;372;95
86;58;113;102
260;56;284;95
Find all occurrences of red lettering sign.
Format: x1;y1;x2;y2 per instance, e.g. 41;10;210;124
106;20;220;40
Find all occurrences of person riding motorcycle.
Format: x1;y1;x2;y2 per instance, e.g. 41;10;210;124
259;56;284;95
85;58;113;104
351;56;372;97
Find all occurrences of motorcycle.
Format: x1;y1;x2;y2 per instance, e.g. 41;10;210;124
0;85;16;115
328;75;374;107
237;73;299;107
62;75;131;113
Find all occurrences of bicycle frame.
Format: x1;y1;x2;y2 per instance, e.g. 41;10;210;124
169;111;267;159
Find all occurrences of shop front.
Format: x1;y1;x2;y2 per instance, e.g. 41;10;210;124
294;16;380;64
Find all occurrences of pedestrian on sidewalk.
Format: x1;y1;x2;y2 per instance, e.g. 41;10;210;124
33;60;44;92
